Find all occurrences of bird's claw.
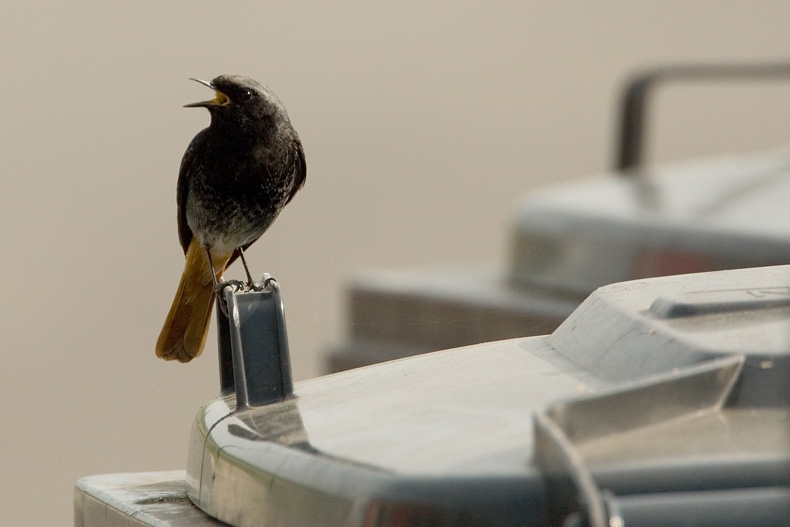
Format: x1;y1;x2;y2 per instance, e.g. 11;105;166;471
248;276;276;292
214;277;277;316
214;280;246;317
214;279;246;295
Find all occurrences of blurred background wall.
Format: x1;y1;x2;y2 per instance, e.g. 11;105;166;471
3;2;790;525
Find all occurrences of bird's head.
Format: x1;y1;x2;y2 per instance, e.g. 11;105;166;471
185;75;287;137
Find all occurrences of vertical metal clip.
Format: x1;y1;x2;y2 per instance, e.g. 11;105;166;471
215;275;294;409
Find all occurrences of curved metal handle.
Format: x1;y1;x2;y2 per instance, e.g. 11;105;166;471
616;62;790;174
216;275;293;408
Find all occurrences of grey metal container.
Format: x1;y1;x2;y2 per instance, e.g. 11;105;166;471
75;264;790;527
326;64;790;373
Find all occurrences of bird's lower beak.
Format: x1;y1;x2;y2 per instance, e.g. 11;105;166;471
184;78;230;108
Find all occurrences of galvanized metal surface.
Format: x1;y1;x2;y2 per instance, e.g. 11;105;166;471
548;264;790;383
188;337;599;527
74;472;227;527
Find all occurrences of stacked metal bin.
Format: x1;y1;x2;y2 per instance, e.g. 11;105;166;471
326;64;790;372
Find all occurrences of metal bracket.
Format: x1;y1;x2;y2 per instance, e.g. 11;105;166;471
215;275;294;409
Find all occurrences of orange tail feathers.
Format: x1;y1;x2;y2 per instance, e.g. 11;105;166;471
156;240;231;363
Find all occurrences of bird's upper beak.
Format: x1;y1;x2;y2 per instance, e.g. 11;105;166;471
184;78;230;108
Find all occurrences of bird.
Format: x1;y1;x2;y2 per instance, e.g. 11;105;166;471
156;75;306;363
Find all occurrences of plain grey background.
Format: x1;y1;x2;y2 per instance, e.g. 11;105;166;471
3;2;790;525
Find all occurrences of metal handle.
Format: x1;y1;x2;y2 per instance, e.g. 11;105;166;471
215;275;294;408
615;62;790;173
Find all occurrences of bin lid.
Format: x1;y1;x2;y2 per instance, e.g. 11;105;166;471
188;265;790;527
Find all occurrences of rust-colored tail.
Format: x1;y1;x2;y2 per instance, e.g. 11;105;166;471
156;240;231;363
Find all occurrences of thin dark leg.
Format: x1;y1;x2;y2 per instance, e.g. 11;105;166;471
238;247;255;284
204;247;220;289
206;247;244;297
205;247;245;317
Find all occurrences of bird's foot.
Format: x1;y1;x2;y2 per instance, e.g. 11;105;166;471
248;275;276;292
214;280;247;317
214;279;247;295
214;278;278;317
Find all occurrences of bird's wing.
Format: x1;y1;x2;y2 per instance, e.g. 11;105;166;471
176;131;207;255
285;138;307;205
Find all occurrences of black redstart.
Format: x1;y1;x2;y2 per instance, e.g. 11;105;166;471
156;75;306;363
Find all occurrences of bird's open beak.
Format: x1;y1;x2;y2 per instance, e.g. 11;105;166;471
184;78;230;108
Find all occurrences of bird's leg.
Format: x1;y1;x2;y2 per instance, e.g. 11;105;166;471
238;247;269;291
204;247;220;290
205;248;244;317
206;247;244;292
238;247;255;285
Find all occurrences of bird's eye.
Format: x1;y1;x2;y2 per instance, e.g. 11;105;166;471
238;89;253;102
